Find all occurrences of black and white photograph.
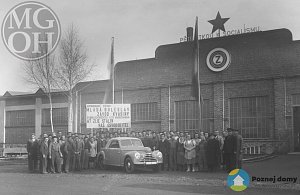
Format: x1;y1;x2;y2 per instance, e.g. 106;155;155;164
0;0;299;194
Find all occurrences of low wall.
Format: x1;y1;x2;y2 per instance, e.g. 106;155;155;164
243;139;289;154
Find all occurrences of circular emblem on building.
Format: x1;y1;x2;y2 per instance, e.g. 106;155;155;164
206;48;231;72
2;1;61;60
227;169;250;192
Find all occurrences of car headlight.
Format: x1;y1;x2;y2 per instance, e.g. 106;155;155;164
157;151;162;159
135;152;141;159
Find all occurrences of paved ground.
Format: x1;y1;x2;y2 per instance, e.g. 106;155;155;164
0;155;299;195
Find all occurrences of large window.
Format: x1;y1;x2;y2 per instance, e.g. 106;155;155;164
131;102;158;122
230;96;270;138
42;107;68;125
6;110;35;127
175;100;212;131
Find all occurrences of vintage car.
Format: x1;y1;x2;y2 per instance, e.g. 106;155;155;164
97;137;163;173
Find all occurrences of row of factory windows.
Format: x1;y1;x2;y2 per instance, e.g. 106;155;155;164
5;96;270;138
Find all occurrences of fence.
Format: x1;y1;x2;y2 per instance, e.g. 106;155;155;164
0;143;27;157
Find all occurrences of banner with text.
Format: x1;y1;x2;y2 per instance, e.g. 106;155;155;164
86;104;131;128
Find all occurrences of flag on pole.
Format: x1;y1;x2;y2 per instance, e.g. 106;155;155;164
103;37;115;104
191;17;203;130
191;17;200;99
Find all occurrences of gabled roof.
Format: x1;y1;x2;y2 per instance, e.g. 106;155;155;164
1;88;67;99
3;91;34;96
34;88;65;95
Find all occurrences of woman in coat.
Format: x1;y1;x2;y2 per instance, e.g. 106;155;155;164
184;134;196;172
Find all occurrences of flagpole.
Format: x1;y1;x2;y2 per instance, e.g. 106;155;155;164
112;37;115;104
195;17;202;132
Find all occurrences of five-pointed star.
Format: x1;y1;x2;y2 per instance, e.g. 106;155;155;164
208;11;230;33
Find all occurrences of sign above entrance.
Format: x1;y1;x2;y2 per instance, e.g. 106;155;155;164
86;104;131;128
206;48;231;72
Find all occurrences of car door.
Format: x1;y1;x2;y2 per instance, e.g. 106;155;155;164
107;140;121;166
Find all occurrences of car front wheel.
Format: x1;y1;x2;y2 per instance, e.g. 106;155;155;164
124;157;135;173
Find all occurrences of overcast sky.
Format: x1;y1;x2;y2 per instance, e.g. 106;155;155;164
0;0;300;95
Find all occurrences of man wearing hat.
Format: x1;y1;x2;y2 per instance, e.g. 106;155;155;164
233;129;243;169
57;131;62;140
223;128;237;172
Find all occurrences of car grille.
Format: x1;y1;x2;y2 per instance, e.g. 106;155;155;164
141;153;157;162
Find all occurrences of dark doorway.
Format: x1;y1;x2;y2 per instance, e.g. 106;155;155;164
293;107;300;152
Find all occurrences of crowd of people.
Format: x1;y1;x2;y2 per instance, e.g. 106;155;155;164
137;128;243;172
27;131;100;174
26;128;243;174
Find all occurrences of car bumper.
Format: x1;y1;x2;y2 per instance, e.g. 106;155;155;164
134;159;162;165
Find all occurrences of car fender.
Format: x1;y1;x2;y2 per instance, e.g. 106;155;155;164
152;150;163;163
123;151;137;165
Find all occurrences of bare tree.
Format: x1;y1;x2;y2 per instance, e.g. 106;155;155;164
24;47;56;133
56;24;94;133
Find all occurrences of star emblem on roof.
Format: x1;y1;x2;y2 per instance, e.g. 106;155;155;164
208;11;230;33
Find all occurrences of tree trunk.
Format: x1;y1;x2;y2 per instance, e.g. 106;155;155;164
49;94;54;133
68;94;73;133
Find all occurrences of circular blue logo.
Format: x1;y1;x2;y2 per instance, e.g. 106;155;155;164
227;169;250;191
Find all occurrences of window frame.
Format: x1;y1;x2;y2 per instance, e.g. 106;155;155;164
42;107;68;126
229;96;270;139
174;100;213;132
131;102;159;122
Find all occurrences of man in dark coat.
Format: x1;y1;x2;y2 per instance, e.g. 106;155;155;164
143;132;153;148
233;129;243;169
74;136;83;171
27;134;39;172
158;133;170;171
168;134;177;171
176;132;185;171
40;136;49;174
223;128;239;172
206;134;220;172
59;135;67;172
223;128;234;172
151;132;159;151
64;136;75;173
47;134;53;173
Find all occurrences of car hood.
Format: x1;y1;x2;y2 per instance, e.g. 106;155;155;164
121;146;152;153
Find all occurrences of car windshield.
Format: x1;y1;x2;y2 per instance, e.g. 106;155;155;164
120;139;143;147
